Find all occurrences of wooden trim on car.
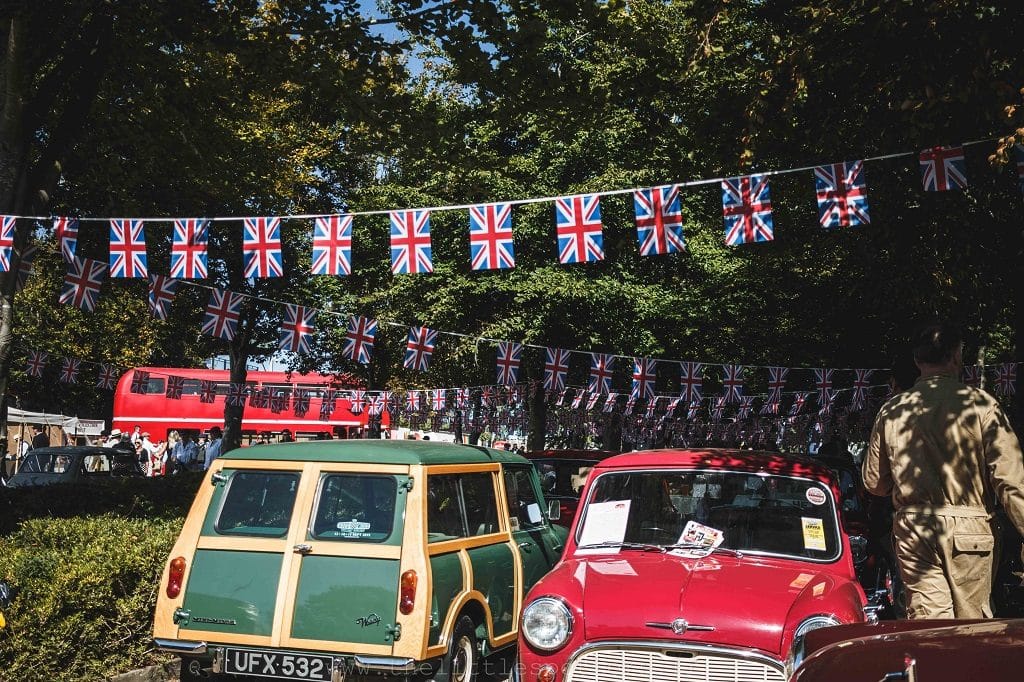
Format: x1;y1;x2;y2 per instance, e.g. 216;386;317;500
195;537;289;553
277;638;395;656
427;532;511;555
425;463;501;475
299;543;402;560
275;462;319;647
175;630;273;647
394;465;431;661
215;459;305;471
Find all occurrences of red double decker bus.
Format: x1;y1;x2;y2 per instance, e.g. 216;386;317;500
112;367;383;441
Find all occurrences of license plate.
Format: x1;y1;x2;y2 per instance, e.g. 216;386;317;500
224;648;333;681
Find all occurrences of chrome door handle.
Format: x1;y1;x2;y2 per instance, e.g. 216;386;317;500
293;543;313;555
518;542;534;553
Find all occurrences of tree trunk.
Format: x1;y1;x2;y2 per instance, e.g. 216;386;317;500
526;381;546;451
222;308;254;454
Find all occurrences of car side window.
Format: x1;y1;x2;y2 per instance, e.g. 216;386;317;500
461;473;499;536
428;474;464;542
216;471;300;537
504;466;545;531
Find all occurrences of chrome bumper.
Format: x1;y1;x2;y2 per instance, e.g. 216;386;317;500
153;640;417;675
154;638;208;655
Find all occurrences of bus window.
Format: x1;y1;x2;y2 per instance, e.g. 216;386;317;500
146;377;166;394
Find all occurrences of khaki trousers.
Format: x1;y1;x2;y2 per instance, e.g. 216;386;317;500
893;510;994;619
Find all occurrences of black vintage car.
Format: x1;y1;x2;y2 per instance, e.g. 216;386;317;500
4;446;143;487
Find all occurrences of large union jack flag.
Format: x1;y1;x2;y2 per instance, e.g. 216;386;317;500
60;257;107;312
165;375;185;400
0;215;15;272
343;315;376;364
147;274;179;321
634;186;686;256
14;243;36;292
851;369;873;411
130;370;150;395
171;218;209;279
588;353;615;393
919;145;967;191
631;357;657;401
555;194;604;264
721;364;744;403
25;351;47;378
813;368;834;404
390;210;433;274
678;361;703;402
469;203;515;270
198;380;216;403
54;217;78;263
243;217;284;278
59;357;81;384
312;214;353;276
202;288;245;341
994;362;1017;396
722;175;774;245
544;348;571;392
767;366;789;402
815;161;869;228
403;326;437;371
495;341;522;385
96;363;120;390
279;304;316;354
109;219;148;278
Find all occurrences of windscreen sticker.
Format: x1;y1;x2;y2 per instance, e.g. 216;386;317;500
669;520;724;557
576;500;631;554
805;487;827;506
801;517;827;551
336;519;372;538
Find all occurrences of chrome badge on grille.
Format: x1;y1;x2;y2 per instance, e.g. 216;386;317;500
646;618;715;634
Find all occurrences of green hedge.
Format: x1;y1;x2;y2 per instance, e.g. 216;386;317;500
0;475;203;681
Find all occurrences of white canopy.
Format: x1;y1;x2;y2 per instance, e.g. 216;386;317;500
6;408;106;437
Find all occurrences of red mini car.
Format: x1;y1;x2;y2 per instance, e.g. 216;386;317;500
517;449;869;682
525;449;618;527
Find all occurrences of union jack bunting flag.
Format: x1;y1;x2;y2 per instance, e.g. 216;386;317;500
456;387;469;410
555;194;604;264
198;380;216;403
622;396;636;415
602;392;619;413
851;369;873;410
343;316;376;365
243;217;284;278
736;396;754;420
572;390;587;410
760;399;780;416
544;348;571;392
130;370;150;395
814;161;869;228
403;326;437;371
279;304;316;354
994;363;1017;395
711;396;726;422
813;368;833;404
25;350;47;378
962;365;982;388
227;383;249;407
919;145;967;191
147;274;179;321
109;219;148;278
54;217;78;263
406;390;422;411
165;375;185;400
312;214;353;276
171;219;209;279
480;386;493;407
818;390;836;416
587;392;602;411
589;353;615;394
390;210;433;274
631;357;657;401
95;363;120;390
634;186;686;256
202;288;245;341
293;390;310;416
790;391;809;415
0;215;14;272
15;243;36;292
469;203;515;270
431;389;446;411
722;175;774;245
496;342;522;385
368;391;389;417
59;257;107;312
319;401;333;421
555;388;570;407
664;397;681;418
721;364;744;403
59;358;80;384
644;396;659;418
1015;144;1024;195
349;389;366;415
269;391;287;413
678;361;703;402
321;389;337;413
767;366;789;402
250;388;268;408
687;400;702;421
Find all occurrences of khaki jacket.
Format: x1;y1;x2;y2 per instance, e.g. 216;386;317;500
864;374;1024;534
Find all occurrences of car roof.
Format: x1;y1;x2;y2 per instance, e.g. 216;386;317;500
524;449;619;461
25;446;111;456
222;439;528;466
593;448;837;483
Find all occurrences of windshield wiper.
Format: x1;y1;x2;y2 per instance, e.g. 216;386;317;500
663;543;744;558
577;541;664;552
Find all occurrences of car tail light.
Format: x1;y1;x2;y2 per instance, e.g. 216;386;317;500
399;570;417;615
166;556;186;599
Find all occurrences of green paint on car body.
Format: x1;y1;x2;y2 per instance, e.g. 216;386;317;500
179;550;282;636
468;543;516;637
428;552;464;646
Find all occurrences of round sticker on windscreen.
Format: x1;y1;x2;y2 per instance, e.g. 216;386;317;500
805;488;827;506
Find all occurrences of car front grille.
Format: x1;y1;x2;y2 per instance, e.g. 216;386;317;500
565;646;786;682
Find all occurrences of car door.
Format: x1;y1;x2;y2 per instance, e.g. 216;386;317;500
503;464;566;591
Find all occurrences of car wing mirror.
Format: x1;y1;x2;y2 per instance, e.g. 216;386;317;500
546;499;561;521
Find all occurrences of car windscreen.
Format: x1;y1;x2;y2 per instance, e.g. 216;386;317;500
216;471;300;537
310;474;398;542
534;460;596;498
17;453;74;474
576;470;840;561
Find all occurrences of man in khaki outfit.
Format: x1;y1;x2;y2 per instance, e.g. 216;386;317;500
864;323;1024;618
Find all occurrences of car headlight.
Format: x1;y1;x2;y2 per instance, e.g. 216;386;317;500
785;615;841;678
522;597;573;652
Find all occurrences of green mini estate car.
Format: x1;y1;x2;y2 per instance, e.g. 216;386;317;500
153;439;567;681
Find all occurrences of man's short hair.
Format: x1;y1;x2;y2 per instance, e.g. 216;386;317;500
912;322;963;365
209;426;223;438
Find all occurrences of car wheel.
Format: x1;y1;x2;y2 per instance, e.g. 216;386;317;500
435;615;479;682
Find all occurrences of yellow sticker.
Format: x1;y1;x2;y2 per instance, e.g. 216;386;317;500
801;516;827;551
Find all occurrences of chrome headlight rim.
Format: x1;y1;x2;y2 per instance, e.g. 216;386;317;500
522;596;574;652
786;614;842;678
